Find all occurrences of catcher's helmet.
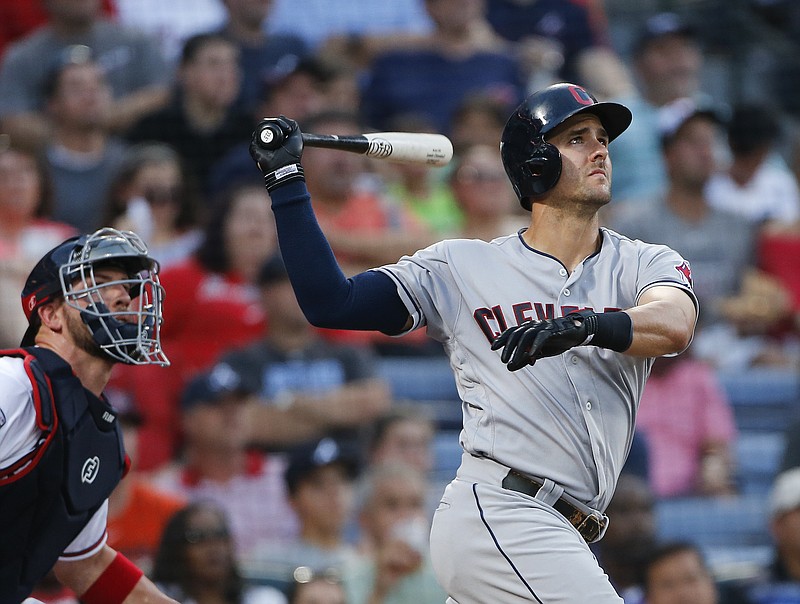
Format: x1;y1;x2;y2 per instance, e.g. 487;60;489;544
21;227;169;366
500;82;632;209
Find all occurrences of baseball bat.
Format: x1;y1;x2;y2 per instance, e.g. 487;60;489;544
255;122;453;167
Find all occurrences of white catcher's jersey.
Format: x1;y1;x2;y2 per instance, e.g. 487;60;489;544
0;356;109;560
378;227;696;511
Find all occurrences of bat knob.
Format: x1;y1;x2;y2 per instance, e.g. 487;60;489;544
256;122;285;150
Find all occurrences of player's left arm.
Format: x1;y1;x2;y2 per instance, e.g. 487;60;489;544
492;284;696;371
624;285;697;357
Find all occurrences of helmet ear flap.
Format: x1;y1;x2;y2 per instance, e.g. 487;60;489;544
518;141;562;209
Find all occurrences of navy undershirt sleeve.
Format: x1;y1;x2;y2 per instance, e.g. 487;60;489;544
267;181;411;334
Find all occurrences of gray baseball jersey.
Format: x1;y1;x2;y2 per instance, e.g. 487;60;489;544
378;227;696;511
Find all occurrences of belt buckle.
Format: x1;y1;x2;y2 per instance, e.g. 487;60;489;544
575;513;605;543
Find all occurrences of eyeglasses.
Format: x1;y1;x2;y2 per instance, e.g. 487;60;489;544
184;526;230;544
143;185;182;205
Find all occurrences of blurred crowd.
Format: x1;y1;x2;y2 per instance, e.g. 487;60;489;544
3;1;800;603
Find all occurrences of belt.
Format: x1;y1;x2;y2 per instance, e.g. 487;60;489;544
501;470;607;543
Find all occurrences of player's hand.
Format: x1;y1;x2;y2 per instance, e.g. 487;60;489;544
491;311;593;371
249;115;305;192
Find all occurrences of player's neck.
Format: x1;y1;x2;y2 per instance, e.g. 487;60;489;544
34;338;113;397
523;210;602;272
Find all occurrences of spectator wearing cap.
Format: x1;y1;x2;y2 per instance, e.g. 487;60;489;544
610;98;754;326
104;394;186;574
706;102;800;227
612;97;796;371
744;468;800;602
216;252;392;448
706;104;800;352
151;363;299;559
609;11;711;203
248;437;361;583
0;0;170;151
214;0;309;114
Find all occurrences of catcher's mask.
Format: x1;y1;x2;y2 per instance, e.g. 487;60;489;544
500;82;632;210
21;227;169;366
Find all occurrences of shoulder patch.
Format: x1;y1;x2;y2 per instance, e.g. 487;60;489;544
675;261;693;287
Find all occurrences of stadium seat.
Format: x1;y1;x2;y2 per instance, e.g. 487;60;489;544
377;356;458;400
656;494;770;549
718;369;800;432
432;430;463;481
377;357;462;428
736;431;786;495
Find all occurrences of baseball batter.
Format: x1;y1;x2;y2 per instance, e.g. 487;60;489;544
249;83;697;602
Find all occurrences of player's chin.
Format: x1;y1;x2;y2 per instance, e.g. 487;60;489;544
585;187;612;207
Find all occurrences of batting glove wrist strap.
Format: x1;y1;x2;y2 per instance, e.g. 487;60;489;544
581;310;633;353
264;164;305;193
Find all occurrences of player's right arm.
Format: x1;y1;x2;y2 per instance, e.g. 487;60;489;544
54;544;178;603
249;117;413;334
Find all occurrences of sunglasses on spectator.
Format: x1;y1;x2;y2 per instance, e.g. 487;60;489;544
184;526;230;544
143;185;182;205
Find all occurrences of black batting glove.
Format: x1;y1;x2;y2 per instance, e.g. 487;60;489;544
491;309;633;372
491;311;593;371
249;115;305;192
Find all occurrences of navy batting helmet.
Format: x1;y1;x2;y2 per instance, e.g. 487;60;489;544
500;82;632;210
21;227;169;366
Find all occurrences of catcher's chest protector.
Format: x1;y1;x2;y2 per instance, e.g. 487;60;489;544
0;347;126;604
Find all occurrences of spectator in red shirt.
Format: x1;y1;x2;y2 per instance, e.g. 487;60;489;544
106;183;276;471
